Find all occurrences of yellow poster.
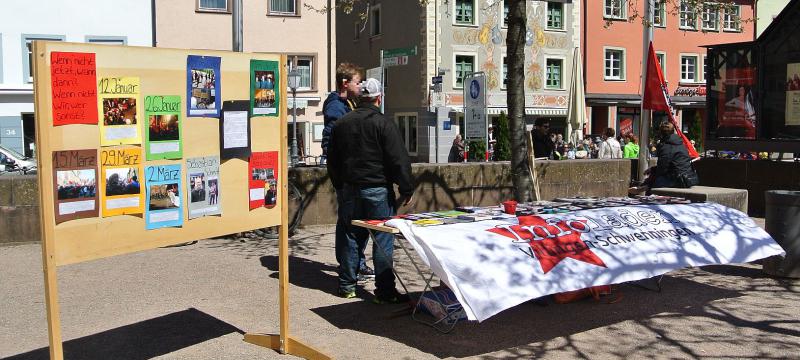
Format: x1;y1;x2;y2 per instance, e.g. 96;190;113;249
98;77;141;146
100;146;144;217
786;63;800;126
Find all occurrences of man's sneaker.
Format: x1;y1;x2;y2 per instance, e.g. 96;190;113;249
338;289;356;299
359;265;376;279
372;289;411;304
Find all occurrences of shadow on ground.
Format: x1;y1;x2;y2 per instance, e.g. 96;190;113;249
309;276;743;358
1;308;243;360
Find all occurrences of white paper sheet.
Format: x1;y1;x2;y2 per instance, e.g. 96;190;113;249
223;111;248;149
58;200;95;215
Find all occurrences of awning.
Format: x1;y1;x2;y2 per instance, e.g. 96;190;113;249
450;107;567;116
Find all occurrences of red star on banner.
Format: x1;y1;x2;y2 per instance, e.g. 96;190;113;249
488;216;607;273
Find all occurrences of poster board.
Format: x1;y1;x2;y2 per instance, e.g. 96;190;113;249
34;41;328;359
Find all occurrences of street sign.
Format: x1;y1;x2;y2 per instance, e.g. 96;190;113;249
383;46;417;58
432;75;443;84
383;56;408;67
464;73;487;139
366;66;382;83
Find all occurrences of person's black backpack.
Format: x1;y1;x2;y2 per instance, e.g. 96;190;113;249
677;164;699;188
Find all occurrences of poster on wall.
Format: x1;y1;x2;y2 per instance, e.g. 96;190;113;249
145;164;183;230
51;52;98;126
718;67;757;139
250;60;280;116
619;118;633;137
219;100;252;160
248;151;279;210
100;147;144;217
52;150;98;223
98;77;141;146
145;95;182;160
786;63;800;126
186;156;222;219
187;55;221;117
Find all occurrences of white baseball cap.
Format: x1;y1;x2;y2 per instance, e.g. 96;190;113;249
360;78;383;98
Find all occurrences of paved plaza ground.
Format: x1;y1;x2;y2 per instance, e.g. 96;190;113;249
1;222;799;359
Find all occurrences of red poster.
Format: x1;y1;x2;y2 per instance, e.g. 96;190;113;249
619;118;633;136
718;67;757;139
248;151;278;210
51;52;98;126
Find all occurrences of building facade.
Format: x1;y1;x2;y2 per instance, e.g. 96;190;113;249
583;0;755;145
156;0;336;160
337;0;580;162
0;0;153;157
756;0;790;37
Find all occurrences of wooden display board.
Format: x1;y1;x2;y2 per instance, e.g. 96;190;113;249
33;41;329;359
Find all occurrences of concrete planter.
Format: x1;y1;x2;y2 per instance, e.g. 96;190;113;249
762;190;800;278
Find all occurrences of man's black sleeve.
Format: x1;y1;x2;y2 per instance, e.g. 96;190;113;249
381;118;414;196
326;124;342;189
654;144;671;178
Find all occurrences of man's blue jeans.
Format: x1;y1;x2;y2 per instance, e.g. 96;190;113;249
336;185;397;295
335;189;367;271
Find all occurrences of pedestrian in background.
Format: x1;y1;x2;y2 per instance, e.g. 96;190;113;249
624;134;640;159
598;128;623;159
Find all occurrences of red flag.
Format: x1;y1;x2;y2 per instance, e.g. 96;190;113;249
642;42;700;159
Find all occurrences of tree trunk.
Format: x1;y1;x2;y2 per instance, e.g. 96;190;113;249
507;0;532;201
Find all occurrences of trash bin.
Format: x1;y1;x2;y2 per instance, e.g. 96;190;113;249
762;190;800;278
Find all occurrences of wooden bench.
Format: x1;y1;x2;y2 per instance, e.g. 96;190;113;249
650;186;749;213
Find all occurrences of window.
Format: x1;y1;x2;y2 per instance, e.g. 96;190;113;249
503;1;509;27
395;113;418;155
269;0;297;15
287;55;315;90
197;0;229;12
723;5;741;31
546;2;564;30
655;51;666;76
654;1;665;27
22;34;64;83
502;56;508;89
604;48;625;80
455;0;475;25
604;0;625;20
86;36;127;45
454;54;475;88
370;5;381;36
681;55;698;83
679;1;697;29
545;58;563;89
702;4;718;31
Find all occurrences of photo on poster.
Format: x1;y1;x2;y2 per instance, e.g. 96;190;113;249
52;149;99;223
189;173;206;203
145;95;182;160
187;55;221;117
105;167;140;196
98;77;141;146
145;164;183;229
250;60;280;116
102;98;137;126
786;63;800;126
100;147;144;217
248;151;278;210
57;170;96;200
149;183;180;211
186;156;222;219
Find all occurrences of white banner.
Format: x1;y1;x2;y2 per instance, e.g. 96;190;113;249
386;203;784;322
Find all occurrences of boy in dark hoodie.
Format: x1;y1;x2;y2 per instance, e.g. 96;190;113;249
323;63;376;280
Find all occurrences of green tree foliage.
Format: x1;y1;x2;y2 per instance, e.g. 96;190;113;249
467;139;487;162
495;112;511;161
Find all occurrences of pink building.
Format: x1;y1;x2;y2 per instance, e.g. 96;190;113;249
582;0;755;146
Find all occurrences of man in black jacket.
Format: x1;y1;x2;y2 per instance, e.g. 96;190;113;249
649;121;694;188
531;118;554;159
328;78;414;303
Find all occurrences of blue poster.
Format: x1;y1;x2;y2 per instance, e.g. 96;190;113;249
145;164;183;230
186;55;221;117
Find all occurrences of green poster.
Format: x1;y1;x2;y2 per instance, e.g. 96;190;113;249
250;60;280;117
144;95;183;160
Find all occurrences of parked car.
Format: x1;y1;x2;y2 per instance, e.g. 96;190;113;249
0;144;37;174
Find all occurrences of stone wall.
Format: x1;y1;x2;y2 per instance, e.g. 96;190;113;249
0;160;632;244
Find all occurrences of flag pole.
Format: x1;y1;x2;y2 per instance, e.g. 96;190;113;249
638;0;655;182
